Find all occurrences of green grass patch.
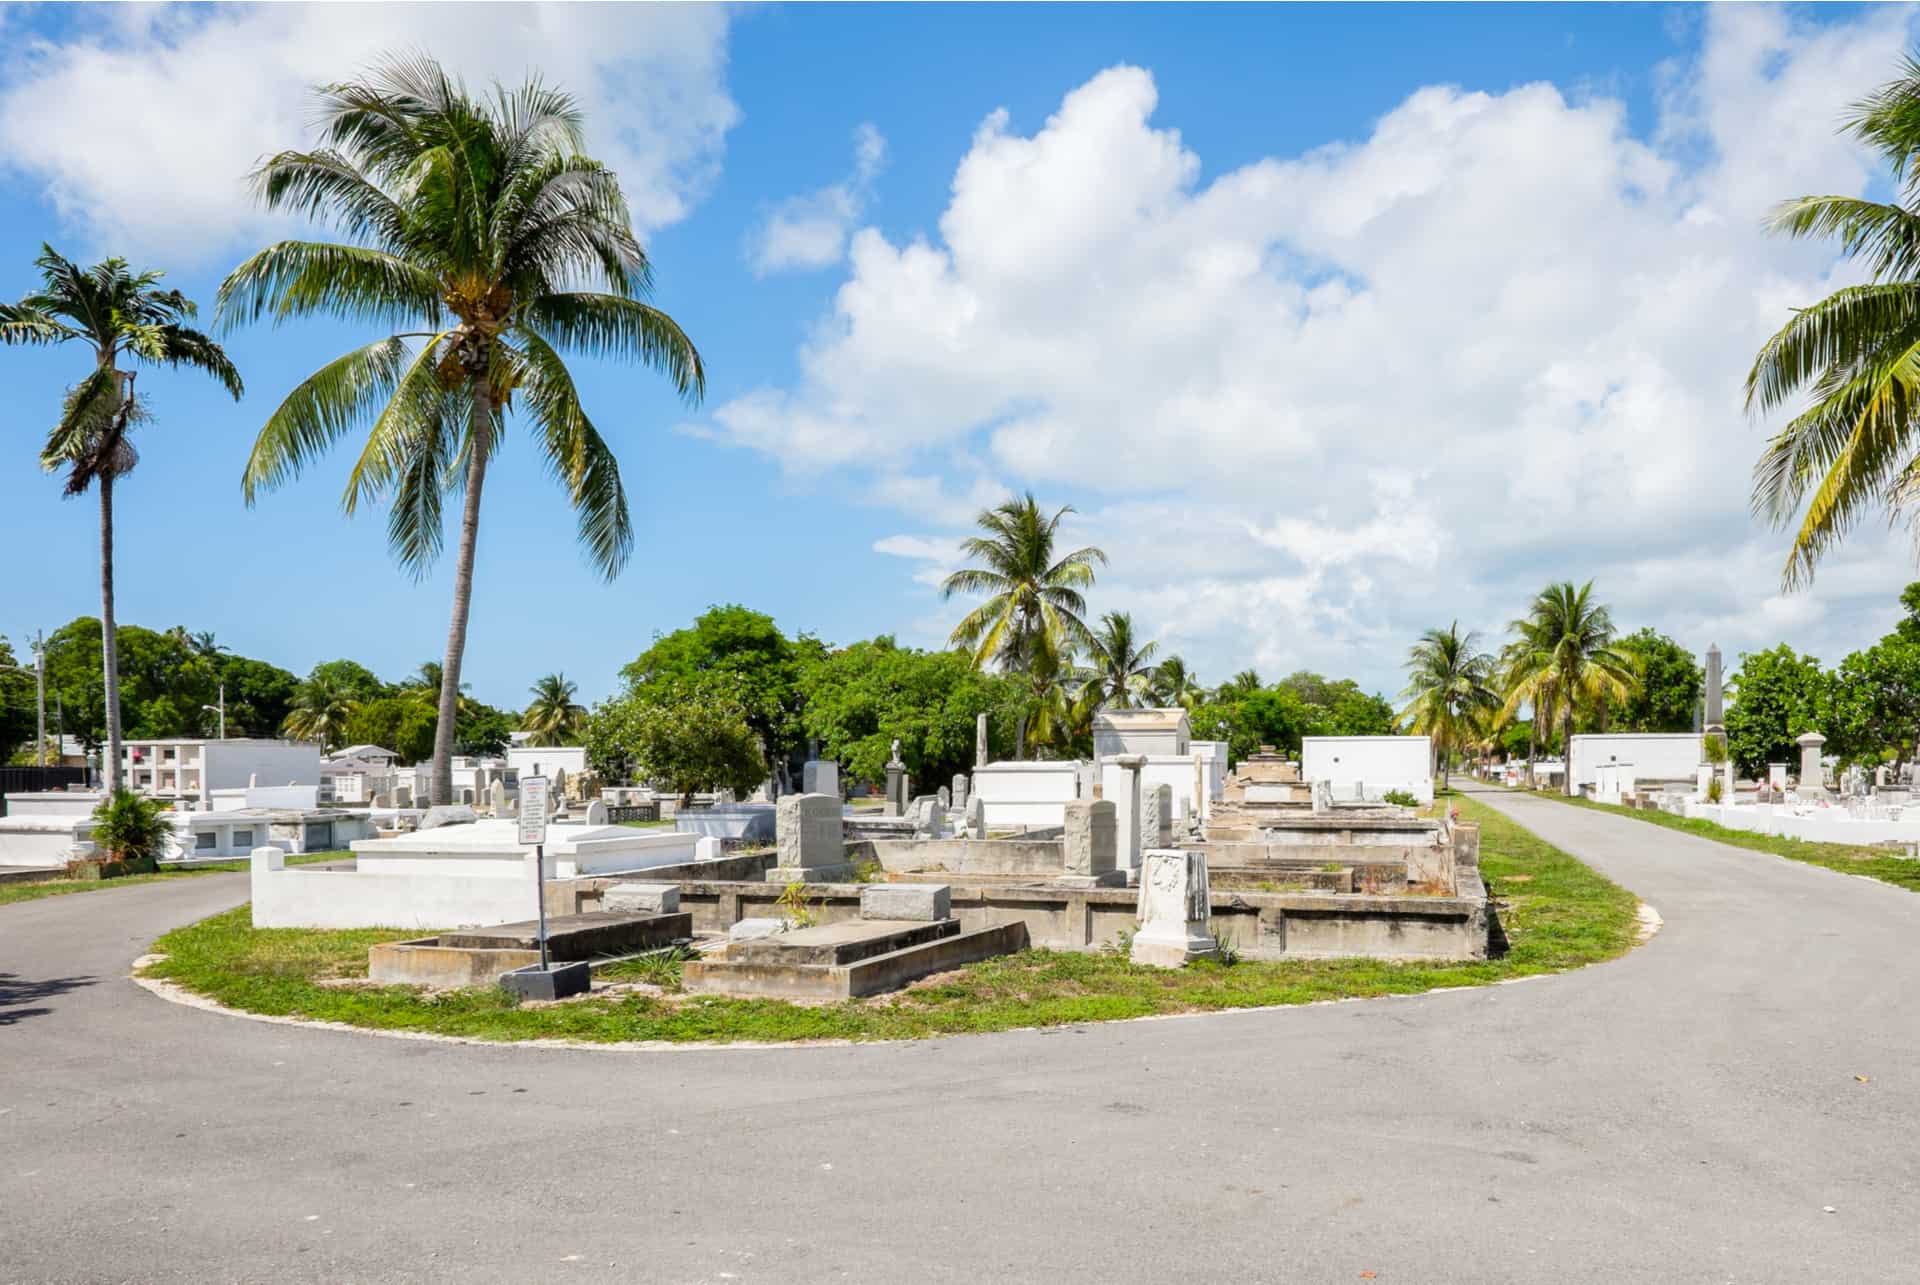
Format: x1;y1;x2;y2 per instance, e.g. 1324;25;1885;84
138;798;1638;1045
1535;792;1920;893
0;851;348;908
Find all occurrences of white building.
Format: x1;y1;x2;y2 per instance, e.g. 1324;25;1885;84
506;744;587;782
1301;735;1435;804
122;738;321;811
1568;733;1704;791
320;745;400;804
1092;708;1191;760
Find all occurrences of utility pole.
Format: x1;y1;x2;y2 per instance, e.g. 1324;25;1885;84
33;630;46;769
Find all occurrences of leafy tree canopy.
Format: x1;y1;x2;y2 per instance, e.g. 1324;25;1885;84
618;605;816;763
1607;628;1703;733
798;639;1025;787
1725;645;1829;777
583;692;763;803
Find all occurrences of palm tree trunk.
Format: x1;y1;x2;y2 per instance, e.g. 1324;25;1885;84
429;381;493;807
99;472;123;793
1563;682;1576;798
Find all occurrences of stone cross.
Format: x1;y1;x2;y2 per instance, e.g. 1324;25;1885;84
1131;848;1217;967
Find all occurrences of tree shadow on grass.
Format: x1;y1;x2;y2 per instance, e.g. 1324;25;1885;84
0;972;99;1026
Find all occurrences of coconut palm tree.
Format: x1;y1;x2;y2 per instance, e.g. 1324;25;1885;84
1500;581;1635;796
282;673;359;751
942;492;1106;756
523;672;585;746
1080;611;1159;711
1748;57;1920;588
1398;621;1496;790
1148;654;1206;710
1219;669;1263;700
1496;630;1562;788
219;55;703;805
1;247;243;790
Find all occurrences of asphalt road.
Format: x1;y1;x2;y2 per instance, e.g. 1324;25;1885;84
4;786;1918;1284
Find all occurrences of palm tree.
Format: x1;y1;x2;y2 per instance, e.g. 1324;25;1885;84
1500;581;1635;796
1080;611;1159;710
282;674;358;751
1748;57;1920;588
218;56;703;805
1;247;243;790
1148;655;1206;710
942;492;1106;756
1219;669;1263;699
523;672;585;746
1398;621;1496;790
1496;630;1561;788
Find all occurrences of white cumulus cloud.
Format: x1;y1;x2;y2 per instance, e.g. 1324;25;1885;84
694;4;1920;692
0;3;740;263
749;122;887;275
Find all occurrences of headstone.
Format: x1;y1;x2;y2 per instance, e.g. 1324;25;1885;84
1877;764;1891;790
964;792;986;838
552;767;568;802
583;799;609;825
730;917;790;941
695;835;724;861
394;783;413;808
907;794;948;837
1111;754;1146;875
1143;783;1172;847
802;759;839;798
1796;732;1827;797
768;792;855;883
488;779;508;818
952;773;969;813
1061;799;1119;886
372;791;392;809
884;743;907;817
937;785;951;810
975;713;989;767
604;882;680;914
1131;848;1217;968
1310;778;1334;816
860;883;951;922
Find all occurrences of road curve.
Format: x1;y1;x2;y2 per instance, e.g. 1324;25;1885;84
3;786;1917;1284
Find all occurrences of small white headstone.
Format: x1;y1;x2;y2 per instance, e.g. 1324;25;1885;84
1131;848;1217;968
583;799;609;826
695;835;724;861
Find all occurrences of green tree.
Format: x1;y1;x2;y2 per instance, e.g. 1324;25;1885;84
1608;628;1704;733
2;247;242;788
454;703;515;757
942;492;1106;757
799;639;1026;787
215;655;301;737
583;693;763;804
282;673;360;750
343;696;437;762
0;636;40;762
522;672;586;746
307;659;391;705
220;55;704;807
619;606;809;780
1146;655;1206;710
1746;58;1920;588
1080;611;1158;711
1398;621;1496;789
1725;645;1830;777
1498;582;1635;795
1219;669;1262;699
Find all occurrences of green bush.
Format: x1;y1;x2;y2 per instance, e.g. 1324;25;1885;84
1382;788;1420;807
89;789;171;864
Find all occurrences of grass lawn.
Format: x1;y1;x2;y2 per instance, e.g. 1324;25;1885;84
0;851;349;908
138;798;1639;1045
1531;791;1920;893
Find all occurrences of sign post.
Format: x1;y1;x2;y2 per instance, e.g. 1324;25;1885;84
518;776;551;969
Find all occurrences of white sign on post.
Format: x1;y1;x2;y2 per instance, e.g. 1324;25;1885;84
518;776;550;846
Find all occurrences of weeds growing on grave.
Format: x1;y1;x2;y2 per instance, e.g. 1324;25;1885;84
137;798;1639;1045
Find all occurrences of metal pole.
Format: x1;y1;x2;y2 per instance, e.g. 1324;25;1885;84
34;630;46;769
535;842;549;970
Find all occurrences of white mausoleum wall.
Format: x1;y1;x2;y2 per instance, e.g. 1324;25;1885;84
1569;734;1703;789
1301;736;1434;803
971;761;1081;828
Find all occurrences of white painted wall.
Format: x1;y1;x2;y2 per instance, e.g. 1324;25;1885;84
970;761;1082;828
507;746;587;780
1684;800;1920;844
1301;736;1435;804
251;847;545;930
204;741;322;791
1569;734;1703;789
208;785;320;811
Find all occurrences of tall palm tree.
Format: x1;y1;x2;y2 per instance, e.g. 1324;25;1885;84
1398;621;1496;790
1148;654;1206;710
218;56;703;805
1080;611;1159;710
1219;669;1263;699
1496;630;1562;788
1748;57;1920;588
282;674;358;751
1500;581;1635;796
523;672;585;746
942;492;1106;756
1;247;243;790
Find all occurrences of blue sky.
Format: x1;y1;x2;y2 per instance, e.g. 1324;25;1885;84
1;2;1914;711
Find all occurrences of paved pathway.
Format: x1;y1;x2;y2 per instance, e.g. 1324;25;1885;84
3;788;1917;1283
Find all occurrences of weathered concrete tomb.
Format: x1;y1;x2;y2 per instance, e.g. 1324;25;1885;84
369;909;691;988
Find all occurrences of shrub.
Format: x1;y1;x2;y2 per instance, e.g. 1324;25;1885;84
89;789;171;864
1706;776;1724;803
1382;788;1420;807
